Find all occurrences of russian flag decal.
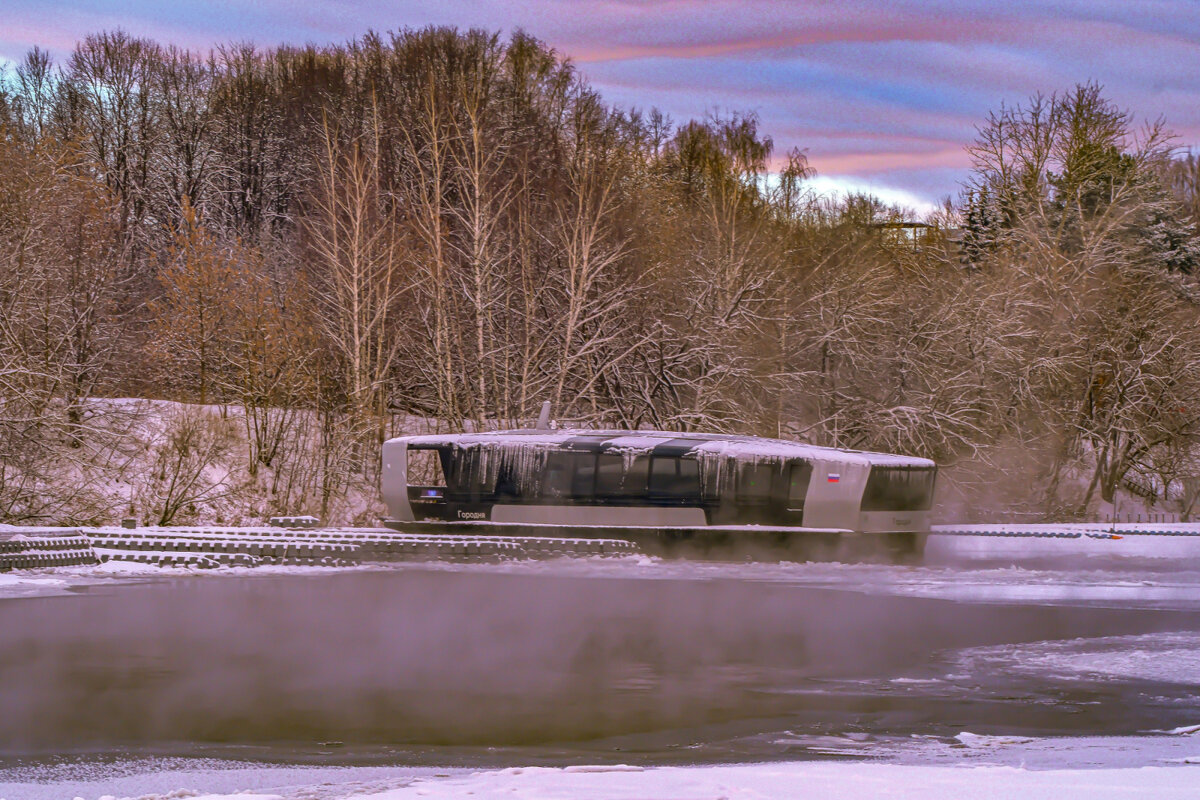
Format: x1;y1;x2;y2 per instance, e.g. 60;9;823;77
827;473;840;483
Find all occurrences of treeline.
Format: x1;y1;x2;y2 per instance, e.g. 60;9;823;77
1;28;1199;524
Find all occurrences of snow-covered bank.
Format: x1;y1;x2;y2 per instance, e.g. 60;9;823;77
7;750;1200;800
319;761;1200;800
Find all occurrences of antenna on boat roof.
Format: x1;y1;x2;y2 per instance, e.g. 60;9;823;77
535;400;552;430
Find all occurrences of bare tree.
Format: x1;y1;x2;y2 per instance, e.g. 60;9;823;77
546;94;645;420
62;31;162;258
10;47;58;144
148;198;239;405
445;36;518;423
139;405;236;526
155;46;217;226
304;112;408;459
219;239;317;480
397;47;462;428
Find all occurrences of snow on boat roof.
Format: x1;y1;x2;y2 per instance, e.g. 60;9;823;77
388;429;934;467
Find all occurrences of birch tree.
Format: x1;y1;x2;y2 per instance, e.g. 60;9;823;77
445;36;517;423
304;113;408;459
396;38;462;428
548;92;639;415
62;31;162;261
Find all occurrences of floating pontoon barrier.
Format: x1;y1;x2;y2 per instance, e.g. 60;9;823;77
0;529;99;571
74;525;636;569
931;523;1200;539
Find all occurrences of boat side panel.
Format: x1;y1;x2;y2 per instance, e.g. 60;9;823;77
798;459;869;529
381;439;414;522
491;504;707;527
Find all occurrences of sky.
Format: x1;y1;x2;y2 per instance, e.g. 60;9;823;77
5;1;1200;214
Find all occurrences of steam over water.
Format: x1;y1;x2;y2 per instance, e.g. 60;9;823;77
3;566;1200;765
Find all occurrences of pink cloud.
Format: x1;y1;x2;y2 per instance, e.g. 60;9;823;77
6;0;1200;207
810;147;971;176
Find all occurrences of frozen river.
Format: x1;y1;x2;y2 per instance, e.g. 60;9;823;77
2;532;1200;798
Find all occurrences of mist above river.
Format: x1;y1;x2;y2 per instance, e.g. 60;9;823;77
3;567;1200;762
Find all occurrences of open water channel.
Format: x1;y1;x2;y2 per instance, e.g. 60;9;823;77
2;542;1200;771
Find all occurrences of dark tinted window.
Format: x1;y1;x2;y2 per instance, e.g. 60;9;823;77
595;454;622;496
571;454;597;496
445;447;497;500
648;456;701;501
590;453;648;496
541;452;599;499
407;447;447;487
787;461;813;508
596;454;649;498
861;466;936;512
541;452;575;499
737;463;775;501
625;456;650;497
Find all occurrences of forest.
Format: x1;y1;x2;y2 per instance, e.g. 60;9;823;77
2;27;1200;525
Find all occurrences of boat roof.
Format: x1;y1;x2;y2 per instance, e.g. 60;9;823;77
388;429;935;468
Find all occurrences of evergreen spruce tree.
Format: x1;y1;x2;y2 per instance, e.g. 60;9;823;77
960;186;1001;266
1137;178;1200;274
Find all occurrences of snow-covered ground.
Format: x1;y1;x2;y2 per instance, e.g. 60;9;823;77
6;738;1200;800
0;558;380;600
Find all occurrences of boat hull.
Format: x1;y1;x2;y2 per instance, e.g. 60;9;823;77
381;518;926;561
